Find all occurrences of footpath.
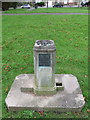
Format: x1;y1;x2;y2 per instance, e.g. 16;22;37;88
2;13;89;15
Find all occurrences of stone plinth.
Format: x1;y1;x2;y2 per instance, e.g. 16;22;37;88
33;40;56;95
5;74;85;112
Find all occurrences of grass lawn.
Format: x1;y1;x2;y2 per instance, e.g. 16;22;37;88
3;7;89;13
2;13;88;118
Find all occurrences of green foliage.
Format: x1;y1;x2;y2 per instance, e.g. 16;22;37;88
2;2;10;11
29;2;33;7
36;2;45;7
2;2;18;11
10;2;18;9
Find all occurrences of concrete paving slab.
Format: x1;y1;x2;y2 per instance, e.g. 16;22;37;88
5;74;85;112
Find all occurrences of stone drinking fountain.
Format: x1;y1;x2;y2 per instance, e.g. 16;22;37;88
5;40;85;112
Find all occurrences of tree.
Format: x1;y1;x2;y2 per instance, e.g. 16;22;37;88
2;2;18;11
47;1;48;8
2;2;10;11
10;2;18;9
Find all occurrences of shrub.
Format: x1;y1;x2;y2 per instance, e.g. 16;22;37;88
36;2;45;7
2;2;18;11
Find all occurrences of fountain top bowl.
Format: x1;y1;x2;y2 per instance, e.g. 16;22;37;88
34;40;56;52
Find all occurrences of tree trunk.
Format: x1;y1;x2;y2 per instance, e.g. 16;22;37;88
47;1;48;8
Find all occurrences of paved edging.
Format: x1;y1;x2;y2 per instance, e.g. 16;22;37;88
1;13;89;15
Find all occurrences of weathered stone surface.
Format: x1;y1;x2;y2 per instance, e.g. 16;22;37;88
33;40;56;52
33;40;56;95
20;74;64;94
5;74;85;112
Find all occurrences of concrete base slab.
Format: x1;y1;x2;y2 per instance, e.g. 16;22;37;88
5;74;85;112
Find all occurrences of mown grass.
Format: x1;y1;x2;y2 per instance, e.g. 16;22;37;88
2;14;88;118
3;7;89;13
